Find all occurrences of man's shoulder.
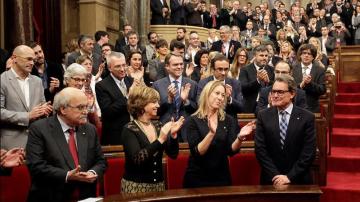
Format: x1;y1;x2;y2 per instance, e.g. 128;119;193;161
153;77;168;86
183;77;197;85
198;76;212;86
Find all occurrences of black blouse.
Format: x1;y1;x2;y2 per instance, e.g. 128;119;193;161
183;114;240;188
121;120;179;183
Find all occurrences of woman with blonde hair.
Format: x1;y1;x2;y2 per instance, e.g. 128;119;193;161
277;41;297;67
121;86;185;193
308;37;329;69
229;48;249;79
183;81;255;188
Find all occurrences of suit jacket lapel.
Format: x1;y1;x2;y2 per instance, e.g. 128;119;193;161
284;107;301;147
51;116;76;169
108;76;125;98
271;108;282;149
28;76;37;109
76;125;88;169
7;71;30;111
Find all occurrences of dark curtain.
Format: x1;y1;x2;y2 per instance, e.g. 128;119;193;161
33;0;61;63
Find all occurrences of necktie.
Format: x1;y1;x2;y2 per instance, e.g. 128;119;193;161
279;111;288;149
303;66;308;76
212;15;217;28
68;129;79;167
119;80;128;98
173;80;181;119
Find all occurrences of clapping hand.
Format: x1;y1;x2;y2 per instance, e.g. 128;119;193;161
238;121;256;139
180;83;191;102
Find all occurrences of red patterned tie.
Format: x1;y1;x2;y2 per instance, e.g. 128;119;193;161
68;129;79;167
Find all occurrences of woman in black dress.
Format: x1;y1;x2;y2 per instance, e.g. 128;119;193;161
121;86;185;193
183;81;255;188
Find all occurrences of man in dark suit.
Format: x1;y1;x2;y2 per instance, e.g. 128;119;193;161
239;45;275;113
95;52;134;145
170;0;186;25
197;54;244;118
255;74;316;185
27;41;64;102
67;35;102;75
119;31;148;68
185;0;203;26
115;24;132;52
152;53;197;142
151;0;169;25
26;87;107;202
229;0;248;30
292;44;326;113
210;25;241;63
256;61;308;115
262;14;277;40
319;26;336;55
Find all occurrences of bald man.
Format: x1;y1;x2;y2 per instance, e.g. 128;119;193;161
1;45;52;150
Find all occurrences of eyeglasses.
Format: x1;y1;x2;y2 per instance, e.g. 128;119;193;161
301;51;312;56
275;70;290;74
215;67;229;72
270;90;290;96
67;104;89;111
15;55;35;63
71;77;87;83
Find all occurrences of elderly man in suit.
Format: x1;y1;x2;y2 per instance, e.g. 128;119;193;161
67;35;102;75
292;44;326;113
153;53;197;142
197;54;244;118
1;45;52;150
26;87;107;202
256;61;308;116
239;45;275;113
255;74;316;185
211;25;241;63
96;52;134;145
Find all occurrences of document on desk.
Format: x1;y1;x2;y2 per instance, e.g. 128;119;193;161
78;197;103;202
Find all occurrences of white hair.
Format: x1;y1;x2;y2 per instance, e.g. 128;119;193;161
53;87;85;114
63;63;87;85
106;51;125;66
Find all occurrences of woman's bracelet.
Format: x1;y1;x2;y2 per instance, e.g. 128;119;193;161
237;134;246;141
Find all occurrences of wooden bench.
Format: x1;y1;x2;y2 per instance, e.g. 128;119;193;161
336;45;360;82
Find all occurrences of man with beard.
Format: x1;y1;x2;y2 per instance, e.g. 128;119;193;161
145;32;159;61
239;45;274;113
170;27;189;49
27;41;64;101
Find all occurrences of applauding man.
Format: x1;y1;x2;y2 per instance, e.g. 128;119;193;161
26;87;106;202
153;53;198;142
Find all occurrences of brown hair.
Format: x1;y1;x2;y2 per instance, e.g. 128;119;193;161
127;86;160;119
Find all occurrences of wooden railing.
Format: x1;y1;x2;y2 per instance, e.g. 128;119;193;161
335;45;360;82
104;185;322;202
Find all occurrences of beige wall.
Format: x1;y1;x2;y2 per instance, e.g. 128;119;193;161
61;0;120;52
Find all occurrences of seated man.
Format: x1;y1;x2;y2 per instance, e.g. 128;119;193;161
255;74;316;185
26;87;107;202
256;61;307;115
197;54;244;118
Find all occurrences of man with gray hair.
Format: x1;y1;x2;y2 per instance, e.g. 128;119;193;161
67;35;102;75
26;87;106;202
1;45;52;150
255;74;316;186
210;25;241;63
95;52;135;145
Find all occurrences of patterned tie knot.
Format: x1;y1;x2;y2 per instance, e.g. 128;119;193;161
280;110;287;117
68;128;75;135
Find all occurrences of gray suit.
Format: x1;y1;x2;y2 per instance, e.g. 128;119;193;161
1;70;46;149
353;15;360;44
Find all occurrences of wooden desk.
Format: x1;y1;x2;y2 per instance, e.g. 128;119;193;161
104;185;322;202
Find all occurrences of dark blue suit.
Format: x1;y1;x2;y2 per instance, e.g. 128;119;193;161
152;76;198;141
255;106;316;185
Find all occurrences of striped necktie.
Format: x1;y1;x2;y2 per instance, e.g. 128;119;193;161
173;80;181;119
279;111;288;149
